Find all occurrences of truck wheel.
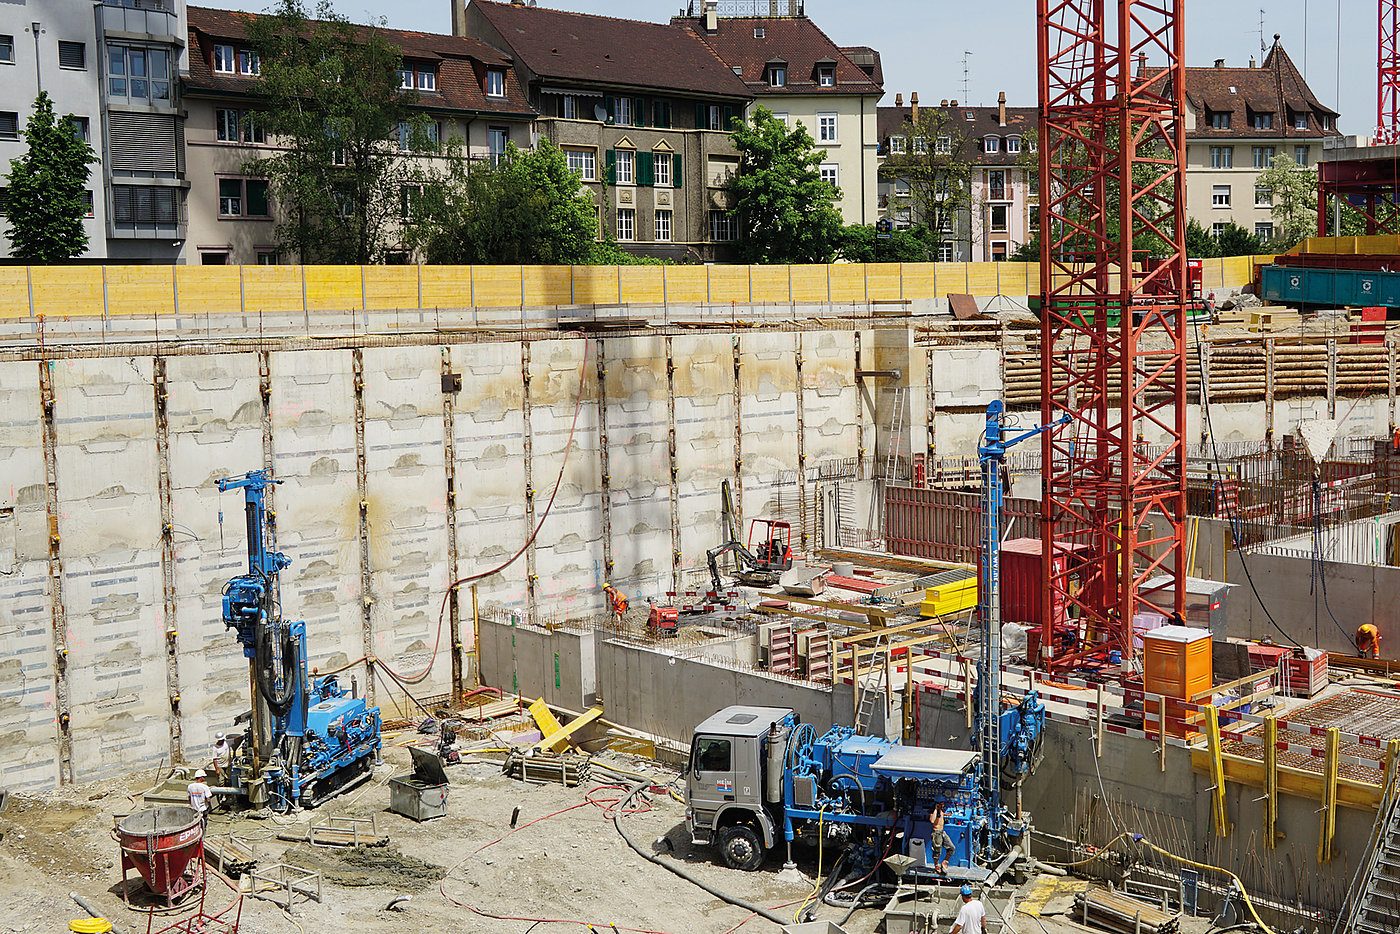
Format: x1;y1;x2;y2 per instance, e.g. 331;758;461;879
718;825;764;871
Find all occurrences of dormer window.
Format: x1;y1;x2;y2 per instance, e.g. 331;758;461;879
399;67;437;92
485;68;505;98
213;44;234;74
889;136;905;154
399;68;413;90
1293;111;1308;130
238;49;259;76
1006;136;1021;153
418;68;436;92
753;27;765;38
818;67;834;88
912;137;927;154
984;136;1000;153
935;136;951;154
1251;111;1273;130
769;64;786;88
1210;110;1231;129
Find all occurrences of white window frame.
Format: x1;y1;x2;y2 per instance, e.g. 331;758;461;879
913;137;928;154
935;136;951;154
213;44;235;74
1209;146;1233;169
769;65;786;88
820;163;838;188
818;112;837;142
1212;185;1231;208
616;207;635;241
708;105;722;131
818;67;834;88
615;149;635;185
1255;221;1274;240
1294;114;1308;130
238;49;259;76
566;148;596;181
984;136;1000;153
889;136;905;154
655;209;672;242
0;35;14;64
58;41;86;71
654;151;672;187
1255;186;1272;206
989;203;1009;233
563;94;578;119
417;68;436;92
485;69;505;98
216;108;240;142
1211;222;1226;238
399;68;414;90
709;210;734;241
936;243;954;262
1252;146;1275;169
1006;136;1021;154
617;97;633;127
1294;145;1308;166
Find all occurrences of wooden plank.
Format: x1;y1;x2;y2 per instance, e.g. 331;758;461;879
534;705;604;754
1190;749;1385;811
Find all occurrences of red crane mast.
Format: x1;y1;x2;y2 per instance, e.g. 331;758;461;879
1036;1;1189;672
1381;0;1400;143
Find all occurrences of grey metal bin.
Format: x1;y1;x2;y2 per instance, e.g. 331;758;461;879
388;747;449;822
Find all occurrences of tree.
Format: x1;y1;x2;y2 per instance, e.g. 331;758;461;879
728;107;843;264
1254;153;1318;248
244;0;432;263
4;93;98;261
407;139;598;265
881;110;974;260
839;224;939;263
1215;221;1263;257
1184;218;1220;258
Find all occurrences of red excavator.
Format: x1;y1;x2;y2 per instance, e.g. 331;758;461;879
706;517;793;594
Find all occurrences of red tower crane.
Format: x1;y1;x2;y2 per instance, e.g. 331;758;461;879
1035;1;1188;672
1380;0;1400;143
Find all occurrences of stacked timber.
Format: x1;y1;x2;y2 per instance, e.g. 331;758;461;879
1074;887;1180;934
504;750;591;787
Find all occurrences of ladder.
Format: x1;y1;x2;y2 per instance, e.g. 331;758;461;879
1338;757;1400;934
855;635;891;734
883;388;908;482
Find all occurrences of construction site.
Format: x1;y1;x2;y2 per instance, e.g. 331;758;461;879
8;4;1400;934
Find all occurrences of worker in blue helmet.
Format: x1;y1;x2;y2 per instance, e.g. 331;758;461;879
950;884;984;934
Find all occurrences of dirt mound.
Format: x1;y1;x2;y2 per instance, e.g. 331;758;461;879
281;843;445;889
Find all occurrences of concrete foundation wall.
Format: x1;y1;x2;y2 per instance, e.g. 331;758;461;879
477;615;596;712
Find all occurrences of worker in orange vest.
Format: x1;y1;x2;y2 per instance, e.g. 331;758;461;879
1356;623;1382;659
604;585;628;624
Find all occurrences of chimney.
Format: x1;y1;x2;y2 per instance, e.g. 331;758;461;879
895;93;903;107
1214;58;1225;68
704;0;717;32
910;91;919;122
950;99;958;108
1137;52;1146;77
941;99;949;107
1249;57;1256;68
997;90;1006;126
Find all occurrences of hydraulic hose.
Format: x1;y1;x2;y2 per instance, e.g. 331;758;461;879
255;620;297;716
613;781;790;928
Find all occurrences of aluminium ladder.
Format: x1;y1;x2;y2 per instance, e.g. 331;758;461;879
1337;757;1400;934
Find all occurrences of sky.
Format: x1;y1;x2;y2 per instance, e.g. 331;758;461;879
214;0;1377;135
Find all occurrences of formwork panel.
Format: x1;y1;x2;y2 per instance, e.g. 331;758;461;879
33;266;103;317
618;266;663;304
175;266;240;317
362;346;451;700
572;266;620;306
242;266;303;314
419;266;473;309
0;360;57;790
708;265;749;304
663;266;706;304
528;340;603;616
790;265;828;303
828;264;864;303
802;331;858;467
749;265;788;303
449;341;528;614
739;332;799;528
0;267;30;317
866;263;902;302
363;266;419;311
52;357;165;783
267;350;363;688
164;354;263;751
934;348;1000;408
672;335;736;583
472;266;524;308
304;266;363;312
902;263;935;300
106;266;176;318
604;335;671;595
523;266;573;306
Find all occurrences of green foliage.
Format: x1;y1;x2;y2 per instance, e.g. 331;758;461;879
1255;153;1318;248
880;110;973;257
4;93;98;262
1184;218;1220;258
1009;234;1040;262
728;107;843;264
1215;222;1263;257
244;0;430;263
407;139;599;265
838;224;940;263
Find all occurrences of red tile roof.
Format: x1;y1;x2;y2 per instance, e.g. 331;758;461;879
467;0;750;99
677;15;883;97
1182;39;1340;140
185;5;533;116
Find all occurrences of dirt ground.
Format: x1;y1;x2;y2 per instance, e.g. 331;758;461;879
0;740;1220;934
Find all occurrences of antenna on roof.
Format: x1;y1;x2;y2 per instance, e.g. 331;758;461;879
962;51;972;107
1258;8;1266;52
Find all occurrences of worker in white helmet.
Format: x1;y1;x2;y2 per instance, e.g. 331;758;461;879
210;732;231;784
187;769;212;828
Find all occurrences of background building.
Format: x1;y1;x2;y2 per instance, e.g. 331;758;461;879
1183;37;1341;241
676;0;883;227
458;0;752;262
0;0;189;261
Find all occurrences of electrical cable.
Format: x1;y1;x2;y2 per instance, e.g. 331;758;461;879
319;334;593;684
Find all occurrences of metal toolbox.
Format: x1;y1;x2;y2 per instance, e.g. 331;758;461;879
388;747;449;822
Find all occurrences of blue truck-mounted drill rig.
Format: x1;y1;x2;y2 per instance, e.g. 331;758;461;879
216;470;381;811
685;402;1057;879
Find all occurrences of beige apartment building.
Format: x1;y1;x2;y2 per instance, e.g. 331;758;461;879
676;0;884;226
183;5;535;265
1182;37;1340;242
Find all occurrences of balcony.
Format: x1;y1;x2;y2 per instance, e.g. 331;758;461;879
100;0;180;41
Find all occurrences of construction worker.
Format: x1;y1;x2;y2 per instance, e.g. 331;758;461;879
949;884;985;934
1357;623;1382;659
210;732;230;784
187;769;212;828
931;800;954;874
604;585;628;625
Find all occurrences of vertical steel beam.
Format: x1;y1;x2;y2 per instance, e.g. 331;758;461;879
1378;0;1400;145
796;337;808;553
522;342;538;618
39;359;71;784
352;348;373;703
597;338;613;585
153;357;182;763
666;337;681;593
441;347;463;699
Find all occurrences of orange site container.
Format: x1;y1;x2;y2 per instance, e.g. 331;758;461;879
1141;625;1213;737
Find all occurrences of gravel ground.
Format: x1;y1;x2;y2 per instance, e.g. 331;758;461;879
0;741;1226;934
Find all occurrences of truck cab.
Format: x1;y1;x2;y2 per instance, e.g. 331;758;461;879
685;705;794;870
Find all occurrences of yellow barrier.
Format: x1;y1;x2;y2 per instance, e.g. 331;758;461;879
0;258;1272;319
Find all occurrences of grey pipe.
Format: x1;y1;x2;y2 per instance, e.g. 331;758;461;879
613;781;789;928
69;893;124;934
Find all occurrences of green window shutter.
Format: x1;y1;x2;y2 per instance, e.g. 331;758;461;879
664;101;673;128
637;151;654;186
605;149;616;184
672;154;682;187
606;97;616;123
635;98;646;127
722;105;734;129
695;102;707;129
